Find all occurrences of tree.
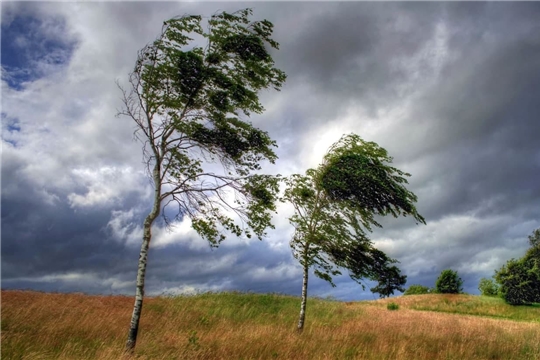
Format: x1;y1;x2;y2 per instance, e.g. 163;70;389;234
403;284;431;295
118;9;286;352
495;228;540;305
478;277;499;297
495;258;540;305
282;134;425;332
435;269;463;294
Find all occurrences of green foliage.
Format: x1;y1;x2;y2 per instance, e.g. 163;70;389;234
386;302;399;310
403;284;431;295
120;8;286;244
495;255;540;305
318;135;426;224
354;248;407;298
495;228;540;306
435;270;463;294
370;266;407;298
478;277;499;297
283;134;424;292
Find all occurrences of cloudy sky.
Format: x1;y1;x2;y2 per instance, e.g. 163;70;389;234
2;2;540;301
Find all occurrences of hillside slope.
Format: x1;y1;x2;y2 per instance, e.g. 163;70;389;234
2;290;539;359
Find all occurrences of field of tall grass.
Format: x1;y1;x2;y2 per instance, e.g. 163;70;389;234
2;290;539;359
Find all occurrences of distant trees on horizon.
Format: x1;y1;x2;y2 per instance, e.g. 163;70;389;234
402;228;540;307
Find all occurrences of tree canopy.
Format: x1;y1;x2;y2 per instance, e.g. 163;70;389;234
121;9;286;243
435;269;463;294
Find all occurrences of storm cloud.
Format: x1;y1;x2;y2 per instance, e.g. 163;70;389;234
2;2;539;300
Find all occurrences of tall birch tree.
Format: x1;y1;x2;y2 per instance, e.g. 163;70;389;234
283;134;425;332
118;9;286;352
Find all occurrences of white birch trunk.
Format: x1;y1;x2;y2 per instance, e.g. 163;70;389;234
297;247;309;332
125;163;161;352
297;262;309;332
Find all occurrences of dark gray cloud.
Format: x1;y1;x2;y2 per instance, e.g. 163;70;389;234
2;2;540;302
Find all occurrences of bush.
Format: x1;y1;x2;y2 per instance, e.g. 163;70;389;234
495;256;540;305
478;277;499;297
495;229;540;306
435;269;463;294
403;284;430;295
387;302;399;310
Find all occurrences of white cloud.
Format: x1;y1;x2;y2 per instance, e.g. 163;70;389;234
107;208;143;246
154;283;231;297
68;166;147;208
152;217;207;249
250;262;300;282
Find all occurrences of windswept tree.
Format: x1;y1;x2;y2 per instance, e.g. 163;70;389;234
283;134;425;332
118;9;286;352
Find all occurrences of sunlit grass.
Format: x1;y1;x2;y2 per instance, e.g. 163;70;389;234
2;290;539;359
375;294;540;322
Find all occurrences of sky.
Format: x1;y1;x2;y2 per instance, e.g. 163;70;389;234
1;2;540;301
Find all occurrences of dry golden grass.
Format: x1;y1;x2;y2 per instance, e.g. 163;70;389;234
2;290;539;359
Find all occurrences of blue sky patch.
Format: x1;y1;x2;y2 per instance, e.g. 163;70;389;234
1;13;77;90
1;113;21;147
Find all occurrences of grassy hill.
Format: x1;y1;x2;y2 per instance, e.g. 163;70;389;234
2;290;539;359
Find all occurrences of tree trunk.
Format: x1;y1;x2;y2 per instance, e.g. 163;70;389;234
125;163;161;353
297;258;309;332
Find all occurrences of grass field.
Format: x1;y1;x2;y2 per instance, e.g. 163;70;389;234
2;290;539;359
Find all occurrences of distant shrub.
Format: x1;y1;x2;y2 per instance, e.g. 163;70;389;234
478;277;499;297
387;302;399;310
436;269;463;294
403;284;430;295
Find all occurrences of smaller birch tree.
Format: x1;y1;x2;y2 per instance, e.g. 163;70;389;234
283;134;425;332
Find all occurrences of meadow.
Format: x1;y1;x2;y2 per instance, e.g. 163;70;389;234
2;290;539;359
